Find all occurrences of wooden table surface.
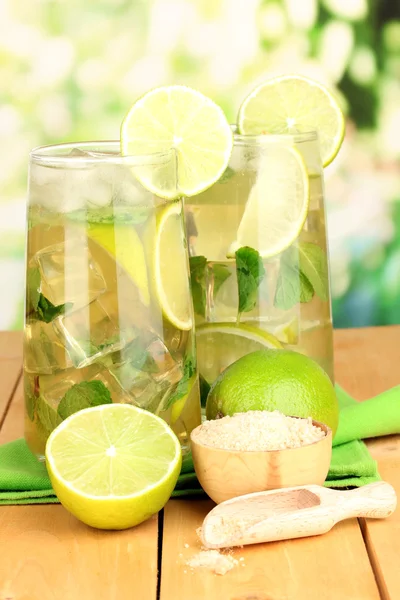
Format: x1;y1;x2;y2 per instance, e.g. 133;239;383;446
0;327;399;600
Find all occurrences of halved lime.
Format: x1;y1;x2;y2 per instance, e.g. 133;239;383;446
146;201;193;330
227;146;309;258
87;222;150;306
121;85;233;198
45;404;182;530
237;75;345;167
196;322;282;384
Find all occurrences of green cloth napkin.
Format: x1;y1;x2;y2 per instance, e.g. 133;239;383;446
1;384;399;504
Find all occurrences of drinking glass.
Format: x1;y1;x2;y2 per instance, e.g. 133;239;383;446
185;130;334;390
24;142;200;459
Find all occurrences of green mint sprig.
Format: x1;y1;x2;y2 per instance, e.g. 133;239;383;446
274;242;328;311
235;246;265;314
27;266;73;323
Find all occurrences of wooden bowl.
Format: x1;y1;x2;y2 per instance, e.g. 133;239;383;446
190;419;332;504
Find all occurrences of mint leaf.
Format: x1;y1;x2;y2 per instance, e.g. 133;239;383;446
189;256;231;317
274;262;314;310
36;395;62;438
27;267;41;312
189;256;207;317
166;356;196;409
213;263;231;296
236;246;265;314
36;295;73;323
298;242;329;301
300;272;314;303
57;380;112;420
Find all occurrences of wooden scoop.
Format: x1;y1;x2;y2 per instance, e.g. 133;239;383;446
201;481;397;549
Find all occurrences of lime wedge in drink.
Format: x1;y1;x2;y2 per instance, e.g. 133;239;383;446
196;322;282;384
145;201;193;330
121;85;233;198
87;222;150;306
227;146;309;258
237;75;345;167
170;374;197;425
45;404;182;530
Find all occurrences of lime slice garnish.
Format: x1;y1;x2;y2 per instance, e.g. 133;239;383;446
196;322;282;384
227;146;309;258
45;404;182;530
121;85;233;198
146;201;193;330
86;222;150;306
237;75;345;167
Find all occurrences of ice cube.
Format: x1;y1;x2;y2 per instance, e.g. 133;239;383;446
105;333;183;413
24;320;73;374
53;292;137;368
34;241;106;310
109;361;173;413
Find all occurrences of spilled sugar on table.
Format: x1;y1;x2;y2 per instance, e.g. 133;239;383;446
0;327;398;600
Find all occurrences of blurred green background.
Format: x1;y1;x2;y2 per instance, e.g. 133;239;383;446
1;0;399;330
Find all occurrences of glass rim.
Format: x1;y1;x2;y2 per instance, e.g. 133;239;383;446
231;126;318;145
30;141;175;167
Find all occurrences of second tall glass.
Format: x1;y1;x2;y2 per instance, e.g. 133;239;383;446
185;130;334;388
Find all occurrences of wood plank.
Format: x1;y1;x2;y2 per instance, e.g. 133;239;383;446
160;500;380;600
334;325;400;600
0;360;21;426
0;506;159;600
0;331;22;359
0;379;24;443
361;436;400;600
0;338;160;600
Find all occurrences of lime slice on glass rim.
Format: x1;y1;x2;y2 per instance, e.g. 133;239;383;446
237;75;345;168
196;322;282;384
227;145;309;259
45;404;182;530
121;85;233;198
145;201;193;330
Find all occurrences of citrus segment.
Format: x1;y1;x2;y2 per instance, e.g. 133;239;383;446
46;404;182;530
237;75;345;167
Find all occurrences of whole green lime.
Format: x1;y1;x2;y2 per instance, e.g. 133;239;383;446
206;349;339;435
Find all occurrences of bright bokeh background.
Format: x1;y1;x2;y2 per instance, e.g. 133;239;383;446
1;0;400;330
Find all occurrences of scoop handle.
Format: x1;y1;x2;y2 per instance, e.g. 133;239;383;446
336;481;397;519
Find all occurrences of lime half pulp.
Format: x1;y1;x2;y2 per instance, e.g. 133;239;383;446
46;404;182;530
